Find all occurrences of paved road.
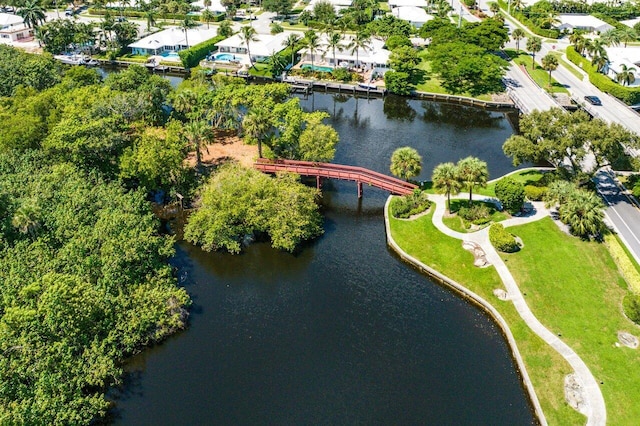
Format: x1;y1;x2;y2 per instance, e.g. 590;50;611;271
595;170;640;265
503;62;559;113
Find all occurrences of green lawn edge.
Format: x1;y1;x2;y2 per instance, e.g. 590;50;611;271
388;208;584;425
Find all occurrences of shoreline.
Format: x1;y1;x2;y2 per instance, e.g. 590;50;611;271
383;195;548;425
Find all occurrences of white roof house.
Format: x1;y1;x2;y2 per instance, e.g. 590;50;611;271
304;0;353;13
556;14;614;34
298;34;391;74
392;7;433;28
0;13;33;44
388;0;428;7
604;46;640;87
129;27;219;55
621;17;640;29
192;0;227;14
215;32;290;64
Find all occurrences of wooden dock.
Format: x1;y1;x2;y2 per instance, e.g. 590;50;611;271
94;58;189;74
282;78;387;97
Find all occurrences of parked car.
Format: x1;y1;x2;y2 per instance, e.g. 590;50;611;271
584;95;602;106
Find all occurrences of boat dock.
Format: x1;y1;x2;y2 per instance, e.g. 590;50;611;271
282;78;387;96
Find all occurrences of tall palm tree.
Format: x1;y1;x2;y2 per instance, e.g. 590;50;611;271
568;32;583;49
242;106;272;158
144;9;157;32
18;0;46;29
284;32;301;67
179;17;199;50
201;9;215;29
304;29;320;69
600;28;621;47
542;53;559;85
619;27;637;47
184;120;214;168
616;63;636;86
511;28;525;52
325;29;343;67
526;36;542;68
432;162;461;213
347;30;371;69
591;50;609;73
456;156;488;204
239;25;258;68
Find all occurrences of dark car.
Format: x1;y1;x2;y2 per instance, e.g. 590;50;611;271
584;95;602;105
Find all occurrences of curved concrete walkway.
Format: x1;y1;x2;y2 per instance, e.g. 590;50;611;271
429;194;606;426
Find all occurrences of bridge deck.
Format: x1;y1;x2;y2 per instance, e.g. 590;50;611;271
254;159;418;196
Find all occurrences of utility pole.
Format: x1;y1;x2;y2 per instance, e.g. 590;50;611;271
458;4;463;28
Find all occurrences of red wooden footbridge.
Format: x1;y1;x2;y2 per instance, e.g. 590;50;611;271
254;158;418;198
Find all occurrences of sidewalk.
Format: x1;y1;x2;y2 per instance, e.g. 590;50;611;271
422;194;606;425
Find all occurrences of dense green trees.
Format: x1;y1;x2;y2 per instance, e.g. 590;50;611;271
495;177;525;214
184;164;323;253
0;46;60;96
503;108;638;171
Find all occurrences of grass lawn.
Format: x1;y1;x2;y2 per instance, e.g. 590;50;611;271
423;169;547;197
510;53;569;94
389;211;585;425
248;63;272;77
442;199;508;232
501;218;640;425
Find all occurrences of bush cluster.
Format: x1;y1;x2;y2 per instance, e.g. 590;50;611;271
384;71;412;95
179;35;225;68
524;184;548;201
458;203;491;224
390;191;431;219
495;177;525;214
623;293;640;325
566;46;640;105
489;223;520;253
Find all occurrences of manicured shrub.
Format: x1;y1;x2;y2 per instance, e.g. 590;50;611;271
623;293;640;325
524;185;548;201
458;203;491;223
495;177;525;213
179;35;226;69
390;191;431;219
331;67;352;82
489;223;520;253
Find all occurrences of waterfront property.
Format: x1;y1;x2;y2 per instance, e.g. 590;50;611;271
298;35;391;74
0;13;33;44
214;32;290;65
129;27;218;56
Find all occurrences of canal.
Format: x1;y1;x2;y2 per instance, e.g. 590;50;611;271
109;92;536;425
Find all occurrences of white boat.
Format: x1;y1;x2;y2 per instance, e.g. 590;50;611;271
54;54;86;65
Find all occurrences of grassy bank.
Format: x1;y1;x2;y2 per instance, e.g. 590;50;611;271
503;218;640;425
389;211;585;425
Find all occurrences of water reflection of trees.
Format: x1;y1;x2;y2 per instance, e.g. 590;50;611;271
420;102;504;128
332;96;371;129
383;95;417;122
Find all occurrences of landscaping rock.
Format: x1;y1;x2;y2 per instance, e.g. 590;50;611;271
462;240;490;268
565;373;589;415
493;289;509;300
617;331;639;349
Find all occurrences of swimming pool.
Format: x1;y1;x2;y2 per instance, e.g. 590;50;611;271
302;64;333;73
214;53;236;62
160;51;180;60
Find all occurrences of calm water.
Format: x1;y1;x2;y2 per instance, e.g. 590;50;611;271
110;93;535;425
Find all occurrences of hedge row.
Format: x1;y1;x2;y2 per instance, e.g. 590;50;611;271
489;223;520;253
604;234;640;293
496;2;559;39
566;45;640;104
179;34;226;68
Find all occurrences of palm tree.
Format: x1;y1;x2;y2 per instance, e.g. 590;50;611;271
456;156;488;204
591;50;609;73
559;189;604;239
568;32;583;50
510;0;523;13
201;9;215;29
600;28;621;47
390;147;422;181
12;204;41;238
616;63;636;86
526;36;542;68
179;17;199;50
325;30;343;67
304;29;320;69
542;53;559;85
218;20;233;38
239;25;258;68
242;106;272;158
432;162;461;213
489;1;499;15
144;9;157;32
284;32;301;67
511;28;525;52
18;0;46;29
619;27;637;48
184;120;214;168
347;30;371;69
